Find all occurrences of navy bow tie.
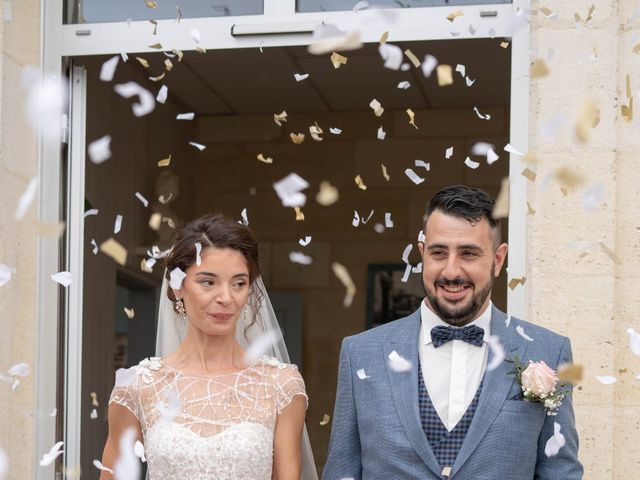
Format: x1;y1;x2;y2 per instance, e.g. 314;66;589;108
430;325;485;348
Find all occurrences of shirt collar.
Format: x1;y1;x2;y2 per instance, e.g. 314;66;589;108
421;299;493;345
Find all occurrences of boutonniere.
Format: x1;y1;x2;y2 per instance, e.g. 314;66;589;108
506;355;568;416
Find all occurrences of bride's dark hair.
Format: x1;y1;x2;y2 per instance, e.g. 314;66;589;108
164;213;263;335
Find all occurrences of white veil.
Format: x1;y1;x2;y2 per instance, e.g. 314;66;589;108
156;273;318;480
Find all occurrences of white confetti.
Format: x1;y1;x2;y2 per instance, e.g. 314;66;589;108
157;386;181;426
465;76;476;87
445;146;454;159
464;157;480;169
397;81;411;90
352;211;360;228
51;271;73;287
356;368;370;380
504;143;524;156
486;335;505;371
404;168;424;184
99;55;119;82
169;267;186;290
87;135;112;164
120;52;129;62
379;44;403;70
384;212;394;228
487;148;499;164
114;82;156;117
329;127;342;134
298;236;312;246
415;160;430;171
8;363;29;377
23;69;67;145
505;315;512;327
195;242;202;266
49;408;57;417
582;183;604;213
14;176;38;220
0;264;16;287
240;208;249;225
93;459;113;474
377;126;386;140
190;28;201;43
388;350;412;372
176;112;195;120
135;192;149;207
401;243;413;263
515;325;533;341
421;54;438;77
544;422;566;457
273;173;309;207
156;84;168;104
294;73;309;82
91;239;98;255
0;446;6;480
400;263;412;282
90;408;98;419
289;251;313;265
471;141;494;156
473;107;491;120
353;0;369;11
114;428;140;480
114;214;123;234
84;208;99;218
417;230;425;243
595;375;617;385
3;1;12;21
134;441;146;463
39;441;64;467
627;328;640;355
188;141;206;151
244;330;279;365
455;64;466;77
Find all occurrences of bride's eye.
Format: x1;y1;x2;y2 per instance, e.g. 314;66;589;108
200;280;214;287
232;281;247;290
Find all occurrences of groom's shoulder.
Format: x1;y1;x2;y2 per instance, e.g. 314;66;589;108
505;312;570;347
344;311;419;347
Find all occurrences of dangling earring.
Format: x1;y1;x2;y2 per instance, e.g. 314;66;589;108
176;297;187;321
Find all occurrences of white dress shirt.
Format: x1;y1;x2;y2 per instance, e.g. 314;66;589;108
419;301;492;431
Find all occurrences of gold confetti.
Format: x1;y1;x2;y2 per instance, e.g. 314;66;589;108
164;59;174;71
330;52;348;69
446;10;464;22
586;4;595;21
492;177;509;219
521;168;536;181
290;133;305;144
149;213;162;230
436;64;453;86
294;207;305;221
500;41;510;49
36;221;66;238
172;49;184;61
555;167;586;189
149;73;166;82
316;181;339;206
141;258;153;273
527;201;536;216
158;154;171;167
530;59;550;78
159;193;173;204
379;31;389;44
633;44;640;53
196;46;207;54
150;20;158;35
599;242;621;265
574;13;582;22
369;98;384;117
320;414;331;426
558;363;583;383
124;307;135;319
354;174;367;191
90;392;99;407
309;122;324;141
273;110;288;126
381;164;390;181
621;98;633;122
404;49;421;68
136;57;150;68
539;6;554;16
575;99;599;143
163;217;176;229
332;262;356;307
145;0;157;7
99;238;127;266
523;152;538;164
508;277;526;290
406;109;418;129
257;153;273;164
148;43;163;49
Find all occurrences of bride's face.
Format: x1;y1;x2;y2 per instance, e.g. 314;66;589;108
174;246;251;338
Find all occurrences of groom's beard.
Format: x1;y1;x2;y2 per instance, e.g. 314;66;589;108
423;266;495;327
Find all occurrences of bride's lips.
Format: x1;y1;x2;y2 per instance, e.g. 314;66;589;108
209;313;234;321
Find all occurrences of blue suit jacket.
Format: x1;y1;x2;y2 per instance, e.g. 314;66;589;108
322;307;583;479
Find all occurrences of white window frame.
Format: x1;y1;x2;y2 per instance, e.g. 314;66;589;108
38;0;529;477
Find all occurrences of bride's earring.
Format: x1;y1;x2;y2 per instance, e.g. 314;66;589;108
175;297;187;321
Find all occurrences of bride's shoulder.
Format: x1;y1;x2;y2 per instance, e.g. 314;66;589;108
255;356;301;374
115;357;164;387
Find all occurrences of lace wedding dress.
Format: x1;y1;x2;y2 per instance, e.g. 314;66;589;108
109;355;307;479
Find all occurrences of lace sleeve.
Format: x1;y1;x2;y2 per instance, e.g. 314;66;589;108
108;366;140;420
275;364;308;414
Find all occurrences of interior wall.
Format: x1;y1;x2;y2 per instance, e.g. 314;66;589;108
191;106;509;469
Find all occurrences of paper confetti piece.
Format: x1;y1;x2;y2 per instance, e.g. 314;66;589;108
274;173;309;207
114;214;123;234
316;181;339;206
397;81;411;90
353;0;369;11
290;251;313;265
379;31;389;44
51;271;72;287
415;160;430;171
14;177;38;221
190;28;201;43
531;58;550;78
332;262;356;307
100;238;127;265
135;192;149;207
522;168;536;181
87;135;112;164
93;460;114;474
134;441;146;463
114;428;141;480
294;207;305;221
99;56;119;82
307;28;362;55
388;350;412;372
421;55;438;77
189;141;206;151
354;175;367;191
544;422;566;457
329;127;342;135
8;363;29;377
330;52;348;69
404;49;421;68
486;335;505;371
157;154;171;167
290;133;305;144
114;82;156;117
164;59;173;71
405;168;424;185
0;264;15;287
595;375;617;385
90;408;98;419
273;110;288;126
627;328;640;355
575;99;599;143
473;107;491;120
84;209;98;218
464;157;480;169
294;73;309;82
492;178;510;219
356;368;370;380
124;308;135;319
401;243;413;264
436;65;453;86
500;41;509;48
377;126;386;140
135;57;150;69
558;363;583;383
299;236;312;247
379;43;403;70
156;84;168;104
599;242;621;265
257;153;273;164
39;441;64;467
446;10;464;22
194;241;202;266
310;123;324;141
515;325;533;342
445;146;453;159
169;267;186;290
381;164;390;181
176;112;194;120
369;99;384;116
91;239;98;255
385;212;394;228
320;414;331;425
407;109;418;129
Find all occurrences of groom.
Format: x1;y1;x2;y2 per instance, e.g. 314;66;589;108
323;185;582;479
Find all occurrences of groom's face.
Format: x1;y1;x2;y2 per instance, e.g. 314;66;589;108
418;210;508;326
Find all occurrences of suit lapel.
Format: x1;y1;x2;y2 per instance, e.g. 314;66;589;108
451;307;529;476
384;312;443;478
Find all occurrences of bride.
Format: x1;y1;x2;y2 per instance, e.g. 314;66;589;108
99;213;317;479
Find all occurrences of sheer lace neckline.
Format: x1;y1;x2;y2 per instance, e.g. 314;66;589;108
159;356;277;378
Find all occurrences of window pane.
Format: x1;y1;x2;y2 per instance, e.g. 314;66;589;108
297;0;510;12
65;0;263;24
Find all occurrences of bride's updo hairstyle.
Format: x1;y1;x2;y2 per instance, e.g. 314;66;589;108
164;213;263;333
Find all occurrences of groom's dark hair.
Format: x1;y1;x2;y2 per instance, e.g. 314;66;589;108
423;185;502;249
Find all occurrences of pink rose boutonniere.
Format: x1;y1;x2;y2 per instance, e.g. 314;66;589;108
507;356;568;416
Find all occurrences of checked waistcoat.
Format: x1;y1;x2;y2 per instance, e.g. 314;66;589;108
418;362;483;470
